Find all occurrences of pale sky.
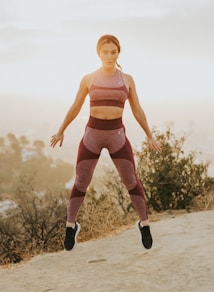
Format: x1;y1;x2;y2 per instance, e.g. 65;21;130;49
0;0;213;101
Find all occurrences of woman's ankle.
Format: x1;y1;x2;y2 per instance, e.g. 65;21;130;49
66;221;75;228
140;220;149;227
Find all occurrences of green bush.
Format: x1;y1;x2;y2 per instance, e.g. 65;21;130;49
135;128;212;211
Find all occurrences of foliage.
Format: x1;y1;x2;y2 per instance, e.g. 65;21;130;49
102;168;135;215
135;128;212;211
0;133;74;195
0;129;213;265
0;174;68;265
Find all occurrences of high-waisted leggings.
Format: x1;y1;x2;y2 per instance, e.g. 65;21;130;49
67;116;148;222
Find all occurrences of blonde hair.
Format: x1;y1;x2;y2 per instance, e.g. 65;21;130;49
96;34;122;70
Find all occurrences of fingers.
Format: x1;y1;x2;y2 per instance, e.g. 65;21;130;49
50;138;57;148
148;138;161;152
50;135;56;147
50;134;63;148
59;136;64;147
152;142;161;152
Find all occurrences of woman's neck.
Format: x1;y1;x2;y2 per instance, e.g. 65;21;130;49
100;66;117;76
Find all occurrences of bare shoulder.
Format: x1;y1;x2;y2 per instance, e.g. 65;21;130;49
122;72;135;88
80;70;97;88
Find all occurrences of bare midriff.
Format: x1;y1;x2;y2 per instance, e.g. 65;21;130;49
90;106;124;120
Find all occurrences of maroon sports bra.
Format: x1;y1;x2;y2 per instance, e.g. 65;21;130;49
89;69;129;108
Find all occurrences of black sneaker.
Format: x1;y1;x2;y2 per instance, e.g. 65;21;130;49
136;221;153;249
64;222;81;251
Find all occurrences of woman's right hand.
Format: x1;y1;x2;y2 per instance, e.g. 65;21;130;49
50;132;64;148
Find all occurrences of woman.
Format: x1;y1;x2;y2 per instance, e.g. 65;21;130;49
51;35;161;251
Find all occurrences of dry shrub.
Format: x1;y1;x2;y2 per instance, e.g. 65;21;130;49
77;187;137;242
0;187;67;265
189;177;214;211
191;186;214;211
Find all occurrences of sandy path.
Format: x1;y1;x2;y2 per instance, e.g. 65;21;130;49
0;210;214;292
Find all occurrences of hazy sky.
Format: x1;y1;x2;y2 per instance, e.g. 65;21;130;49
1;0;213;100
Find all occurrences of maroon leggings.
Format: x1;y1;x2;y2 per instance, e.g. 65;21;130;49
67;116;148;222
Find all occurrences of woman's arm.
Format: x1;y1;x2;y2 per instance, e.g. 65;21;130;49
125;73;161;152
50;74;90;147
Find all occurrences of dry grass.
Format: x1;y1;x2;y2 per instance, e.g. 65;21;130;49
190;189;214;212
76;191;138;242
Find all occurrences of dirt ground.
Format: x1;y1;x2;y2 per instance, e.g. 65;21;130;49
0;210;214;292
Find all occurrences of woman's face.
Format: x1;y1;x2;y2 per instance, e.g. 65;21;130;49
99;42;119;69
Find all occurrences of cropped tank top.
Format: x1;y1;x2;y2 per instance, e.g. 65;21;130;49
89;69;129;108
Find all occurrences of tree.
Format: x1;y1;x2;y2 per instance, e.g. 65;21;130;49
7;133;22;166
0;137;5;148
19;135;29;147
0;133;74;195
33;139;45;156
